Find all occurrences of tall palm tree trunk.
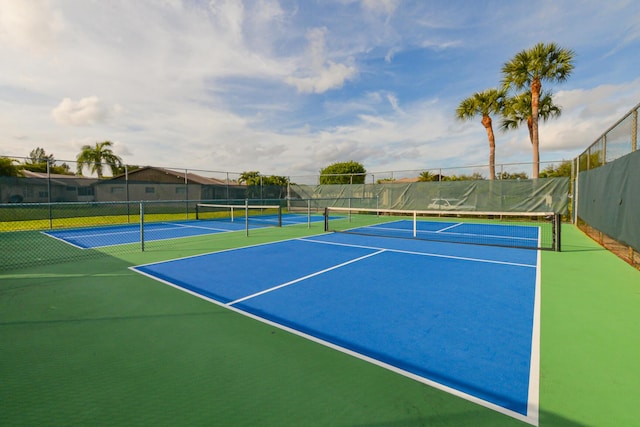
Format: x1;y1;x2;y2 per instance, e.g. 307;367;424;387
531;78;542;178
482;115;496;180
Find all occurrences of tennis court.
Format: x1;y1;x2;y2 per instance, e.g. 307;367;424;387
2;214;640;426
131;227;541;424
43;211;325;249
3;199;640;427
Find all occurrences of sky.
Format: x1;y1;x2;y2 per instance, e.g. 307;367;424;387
1;0;639;181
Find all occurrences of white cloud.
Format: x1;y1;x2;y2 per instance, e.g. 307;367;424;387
538;78;640;153
0;0;65;54
384;47;399;62
286;61;358;94
386;93;402;113
208;0;245;46
285;27;358;94
1;1;639;179
420;39;462;50
51;96;122;127
361;0;400;15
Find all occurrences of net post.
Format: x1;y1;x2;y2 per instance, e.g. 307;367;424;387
195;203;200;220
140;202;145;252
245;199;249;237
278;206;282;227
554;213;562;252
413;210;417;237
324;207;329;232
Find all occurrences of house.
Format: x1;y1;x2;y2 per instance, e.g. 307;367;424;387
94;166;246;202
0;171;98;203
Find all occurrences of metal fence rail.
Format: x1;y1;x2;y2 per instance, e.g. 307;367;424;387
573;102;639;268
576;102;638;171
0;198;369;271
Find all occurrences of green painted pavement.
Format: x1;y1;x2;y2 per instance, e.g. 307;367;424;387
540;225;640;426
1;222;638;426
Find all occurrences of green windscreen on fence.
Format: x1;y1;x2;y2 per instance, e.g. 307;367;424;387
577;150;640;253
290;178;570;214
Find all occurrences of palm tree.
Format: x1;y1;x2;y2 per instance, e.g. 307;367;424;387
456;88;505;180
501;42;575;178
501;90;562;145
238;171;261;186
76;141;123;178
418;171;434;182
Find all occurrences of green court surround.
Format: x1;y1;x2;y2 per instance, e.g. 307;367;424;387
1;222;638;426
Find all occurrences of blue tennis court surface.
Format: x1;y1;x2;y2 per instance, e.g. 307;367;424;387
43;214;324;249
131;233;541;424
334;218;542;248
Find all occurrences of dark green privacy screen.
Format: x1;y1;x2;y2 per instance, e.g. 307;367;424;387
577;150;640;253
291;178;570;214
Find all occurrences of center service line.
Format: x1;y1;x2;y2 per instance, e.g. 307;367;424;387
226;249;386;306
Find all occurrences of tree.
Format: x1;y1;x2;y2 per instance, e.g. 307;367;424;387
261;175;289;199
262;175;289;186
501;90;562;146
47;163;73;175
446;172;486;181
21;147;73;175
456;88;505;180
111;164;141;176
539;160;572;178
238;171;261;186
0;157;22;177
502;42;575;178
22;147;54;173
76;141;123;178
418;171;442;182
28;147;55;164
319;161;366;185
376;178;396;184
237;172;289;199
499;171;528;180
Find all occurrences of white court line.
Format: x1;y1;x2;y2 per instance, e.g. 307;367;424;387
41;222;237;250
132;235;309;268
436;222;463;232
526;233;543;425
48;222;232;241
298;237;537;268
129;237;541;426
159;222;235;232
363;224;539;243
226;249;385;306
40;231;87;249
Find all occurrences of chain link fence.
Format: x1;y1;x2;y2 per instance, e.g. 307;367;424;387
574;102;639;268
3;101;638;272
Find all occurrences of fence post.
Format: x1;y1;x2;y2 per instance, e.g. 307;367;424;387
632;109;638;152
245;199;249;237
140;202;145;252
185;169;189;219
574;159;580;224
125;165;131;223
47;160;53;229
554;213;562;252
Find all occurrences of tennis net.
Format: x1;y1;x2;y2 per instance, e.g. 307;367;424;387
324;207;561;251
196;203;282;228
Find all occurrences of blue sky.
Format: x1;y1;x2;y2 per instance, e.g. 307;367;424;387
1;0;639;181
